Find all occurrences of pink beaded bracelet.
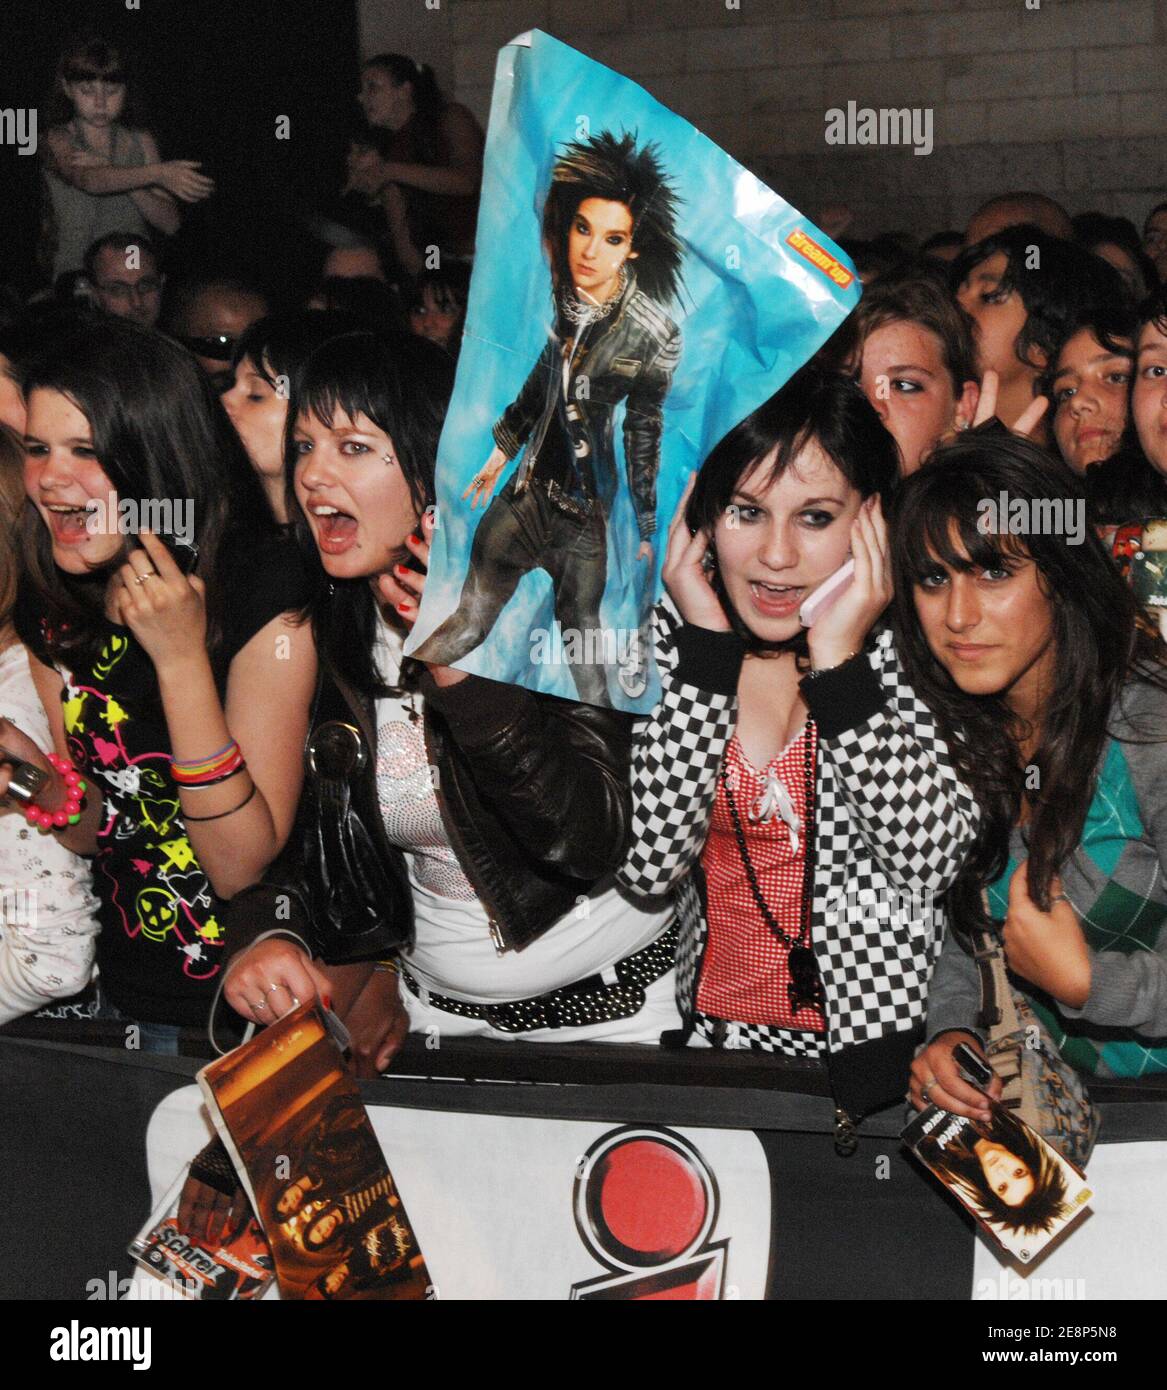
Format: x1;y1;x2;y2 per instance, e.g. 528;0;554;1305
23;753;87;833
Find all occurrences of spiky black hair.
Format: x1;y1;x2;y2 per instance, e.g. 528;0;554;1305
540;129;684;306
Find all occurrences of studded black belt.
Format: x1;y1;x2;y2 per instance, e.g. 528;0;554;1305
399;920;678;1033
543;478;595;520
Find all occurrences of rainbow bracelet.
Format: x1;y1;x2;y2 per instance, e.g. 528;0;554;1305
172;741;244;785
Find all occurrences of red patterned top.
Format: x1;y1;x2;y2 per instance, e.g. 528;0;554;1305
696;725;826;1032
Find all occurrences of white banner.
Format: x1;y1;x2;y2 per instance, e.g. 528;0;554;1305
972;1140;1167;1301
140;1087;772;1301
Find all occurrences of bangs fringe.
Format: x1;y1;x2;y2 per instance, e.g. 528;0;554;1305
899;468;1033;583
63;59;125;83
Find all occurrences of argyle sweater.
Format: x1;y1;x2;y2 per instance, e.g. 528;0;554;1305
618;600;981;1122
927;676;1167;1078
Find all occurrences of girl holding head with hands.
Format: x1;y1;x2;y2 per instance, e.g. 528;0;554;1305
618;364;980;1148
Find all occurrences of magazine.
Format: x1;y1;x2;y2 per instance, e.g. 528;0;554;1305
1129;519;1167;610
197;1000;430;1300
902;1094;1093;1264
129;1168;273;1300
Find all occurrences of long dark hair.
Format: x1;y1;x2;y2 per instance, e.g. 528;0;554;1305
0;426;24;626
1138;282;1167;337
687;364;899;651
1042;294;1136;397
232;309;366;394
950;227;1125;374
17;317;274;680
540;131;684;307
363;53;446;164
889;428;1167;922
287;330;455;697
1080;285;1167;519
922;1105;1071;1236
1084;445;1167;525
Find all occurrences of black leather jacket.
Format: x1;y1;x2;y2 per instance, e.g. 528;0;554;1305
224;657;635;966
491;269;682;541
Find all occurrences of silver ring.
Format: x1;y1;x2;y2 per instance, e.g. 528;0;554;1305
253;998;268;1011
266;982;288;996
921;1079;938;1104
133;571;157;585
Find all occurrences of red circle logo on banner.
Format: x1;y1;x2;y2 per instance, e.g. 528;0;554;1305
574;1127;719;1271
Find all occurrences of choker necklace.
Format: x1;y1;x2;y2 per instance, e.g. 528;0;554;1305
720;720;824;1014
559;265;627;326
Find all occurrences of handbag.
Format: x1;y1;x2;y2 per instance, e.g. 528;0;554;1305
972;916;1100;1169
293;661;415;965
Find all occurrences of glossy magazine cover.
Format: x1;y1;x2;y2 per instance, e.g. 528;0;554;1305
198;1002;430;1300
129;1167;273;1300
903;1097;1093;1265
406;29;859;711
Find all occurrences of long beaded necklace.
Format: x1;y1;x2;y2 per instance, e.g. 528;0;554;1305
719;719;825;1014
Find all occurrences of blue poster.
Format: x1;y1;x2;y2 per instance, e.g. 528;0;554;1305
406;30;859;711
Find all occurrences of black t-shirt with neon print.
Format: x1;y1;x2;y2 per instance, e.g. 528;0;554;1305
62;533;309;1027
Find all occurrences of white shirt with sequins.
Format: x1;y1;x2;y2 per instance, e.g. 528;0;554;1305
0;641;101;1022
372;619;673;1005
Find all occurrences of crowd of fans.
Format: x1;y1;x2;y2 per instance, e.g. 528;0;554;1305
3;35;1167;1235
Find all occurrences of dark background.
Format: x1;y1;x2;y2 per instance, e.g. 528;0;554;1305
0;0;361;299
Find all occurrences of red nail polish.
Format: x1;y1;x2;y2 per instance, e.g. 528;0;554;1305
322;994;332;1011
408;534;420;545
396;602;412;613
394;564;407;575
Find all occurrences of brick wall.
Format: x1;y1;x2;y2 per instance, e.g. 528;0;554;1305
362;0;1167;239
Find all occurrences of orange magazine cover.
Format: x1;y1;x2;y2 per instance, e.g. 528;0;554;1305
198;1001;430;1300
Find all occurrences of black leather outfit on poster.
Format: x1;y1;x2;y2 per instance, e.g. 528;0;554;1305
415;268;681;706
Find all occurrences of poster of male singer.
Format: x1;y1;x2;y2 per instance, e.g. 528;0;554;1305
407;30;860;712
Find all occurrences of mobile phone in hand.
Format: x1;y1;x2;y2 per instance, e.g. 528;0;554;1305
130;531;200;576
0;745;50;804
953;1040;996;1092
799;558;855;627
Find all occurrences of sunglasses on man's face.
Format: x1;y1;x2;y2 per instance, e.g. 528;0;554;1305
177;333;236;362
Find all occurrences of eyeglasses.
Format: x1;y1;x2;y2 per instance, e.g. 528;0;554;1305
95;278;162;302
177;333;237;362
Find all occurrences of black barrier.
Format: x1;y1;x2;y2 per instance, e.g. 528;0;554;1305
5;1031;1167;1301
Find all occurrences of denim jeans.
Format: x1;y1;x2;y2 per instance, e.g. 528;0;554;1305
95;986;182;1056
416;476;612;705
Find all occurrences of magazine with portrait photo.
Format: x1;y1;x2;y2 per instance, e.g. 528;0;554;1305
903;1089;1093;1265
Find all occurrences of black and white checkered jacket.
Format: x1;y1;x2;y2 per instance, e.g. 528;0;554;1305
618;599;981;1127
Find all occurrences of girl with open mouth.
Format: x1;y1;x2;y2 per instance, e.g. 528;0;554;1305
618;363;980;1150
